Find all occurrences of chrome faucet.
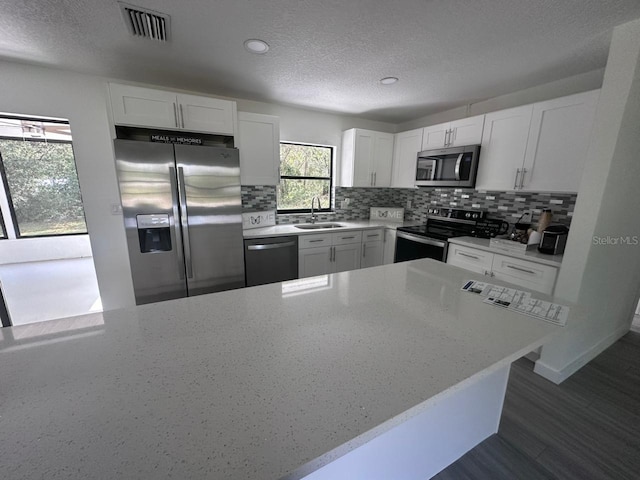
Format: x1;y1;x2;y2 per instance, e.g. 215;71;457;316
310;196;321;223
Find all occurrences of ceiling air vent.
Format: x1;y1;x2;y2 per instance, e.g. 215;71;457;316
119;2;170;42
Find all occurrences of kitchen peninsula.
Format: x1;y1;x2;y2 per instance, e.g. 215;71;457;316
0;260;569;479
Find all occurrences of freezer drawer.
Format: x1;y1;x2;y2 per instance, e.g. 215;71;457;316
244;236;298;287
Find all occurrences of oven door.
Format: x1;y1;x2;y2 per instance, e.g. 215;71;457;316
394;231;448;263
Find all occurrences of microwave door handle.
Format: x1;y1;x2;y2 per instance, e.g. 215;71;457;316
454;153;463;181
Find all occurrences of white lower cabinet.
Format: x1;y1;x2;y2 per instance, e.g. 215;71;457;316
447;243;558;295
382;228;397;265
298;228;389;278
361;229;384;269
298;231;362;278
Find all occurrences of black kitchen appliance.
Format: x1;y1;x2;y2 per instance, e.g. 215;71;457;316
395;208;508;263
538;225;569;255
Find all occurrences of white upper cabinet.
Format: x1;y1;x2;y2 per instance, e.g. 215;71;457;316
520;90;599;192
237;112;280;185
109;84;178;130
476;90;599;192
421;123;449;150
177;93;235;135
391;128;423;188
475;105;534;191
421;115;485;150
109;83;237;135
340;129;394;187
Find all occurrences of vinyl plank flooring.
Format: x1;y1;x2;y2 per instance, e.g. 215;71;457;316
432;435;556;480
434;331;640;480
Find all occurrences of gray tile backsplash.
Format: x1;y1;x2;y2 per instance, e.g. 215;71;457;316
242;185;577;228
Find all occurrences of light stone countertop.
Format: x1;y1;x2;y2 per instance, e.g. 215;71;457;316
0;260;571;480
449;236;564;268
243;220;420;238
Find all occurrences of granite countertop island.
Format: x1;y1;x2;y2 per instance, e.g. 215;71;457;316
0;260;570;479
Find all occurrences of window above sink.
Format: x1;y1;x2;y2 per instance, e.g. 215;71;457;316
277;142;334;214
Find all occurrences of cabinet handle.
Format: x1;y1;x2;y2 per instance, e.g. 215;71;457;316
331;246;335;262
370;172;374;186
309;239;324;243
458;252;480;260
519;168;527;189
340;236;356;240
363;243;367;257
179;104;185;128
506;264;536;275
173;103;178;128
484;270;491;276
383;229;387;243
514;168;521;190
373;172;377;186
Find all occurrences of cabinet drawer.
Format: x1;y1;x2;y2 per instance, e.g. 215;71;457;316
299;233;332;249
362;228;384;242
491;254;557;295
446;244;493;274
332;231;363;245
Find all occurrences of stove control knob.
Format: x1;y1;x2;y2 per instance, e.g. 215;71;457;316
472;213;478;219
465;213;471;218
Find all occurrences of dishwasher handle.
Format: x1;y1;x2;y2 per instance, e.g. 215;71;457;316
247;241;296;251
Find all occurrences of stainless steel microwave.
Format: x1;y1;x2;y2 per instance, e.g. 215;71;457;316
415;145;481;188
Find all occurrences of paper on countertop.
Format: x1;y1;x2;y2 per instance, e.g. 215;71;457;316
462;280;568;326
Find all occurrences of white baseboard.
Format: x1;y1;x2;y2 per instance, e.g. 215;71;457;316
534;323;630;384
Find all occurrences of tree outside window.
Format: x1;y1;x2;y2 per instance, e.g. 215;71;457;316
0;116;87;238
277;143;333;213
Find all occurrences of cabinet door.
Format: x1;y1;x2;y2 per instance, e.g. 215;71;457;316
421;123;448;150
382;228;397;265
475;105;533;191
352;130;375;187
391;129;423;188
521;90;599;192
446;244;494;275
110;83;178;129
333;243;362;273
372;132;394;187
491;254;558;295
450;115;485;146
361;241;384;269
177;93;235;135
299;246;332;278
237;112;280;185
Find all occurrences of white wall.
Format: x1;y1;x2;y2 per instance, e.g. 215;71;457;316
0;61;135;310
397;69;604;131
535;18;640;383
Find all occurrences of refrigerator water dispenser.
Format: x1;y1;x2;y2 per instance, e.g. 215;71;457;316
136;214;172;253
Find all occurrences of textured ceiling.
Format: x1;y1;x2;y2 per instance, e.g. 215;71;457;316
1;0;640;123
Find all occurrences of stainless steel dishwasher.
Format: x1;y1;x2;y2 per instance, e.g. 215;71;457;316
244;236;299;286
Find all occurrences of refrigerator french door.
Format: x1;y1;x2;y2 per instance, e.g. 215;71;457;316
114;139;245;305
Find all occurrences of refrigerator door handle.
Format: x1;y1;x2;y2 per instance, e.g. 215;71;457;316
169;166;185;280
177;167;194;279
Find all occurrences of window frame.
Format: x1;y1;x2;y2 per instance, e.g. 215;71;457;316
0;135;88;239
277;141;334;214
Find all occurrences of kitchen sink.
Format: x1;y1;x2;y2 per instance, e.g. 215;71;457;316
294;223;344;230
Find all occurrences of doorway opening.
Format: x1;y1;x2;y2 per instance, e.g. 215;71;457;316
0;114;101;326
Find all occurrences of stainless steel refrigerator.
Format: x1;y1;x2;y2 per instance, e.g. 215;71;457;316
114;139;245;305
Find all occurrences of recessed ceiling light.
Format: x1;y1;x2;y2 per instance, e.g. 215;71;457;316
244;39;269;54
380;77;399;85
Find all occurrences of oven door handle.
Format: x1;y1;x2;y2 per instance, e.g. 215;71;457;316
397;231;447;248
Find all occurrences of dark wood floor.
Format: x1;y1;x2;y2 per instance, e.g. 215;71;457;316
434;330;640;480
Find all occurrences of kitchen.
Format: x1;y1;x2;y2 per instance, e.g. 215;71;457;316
1;1;640;479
